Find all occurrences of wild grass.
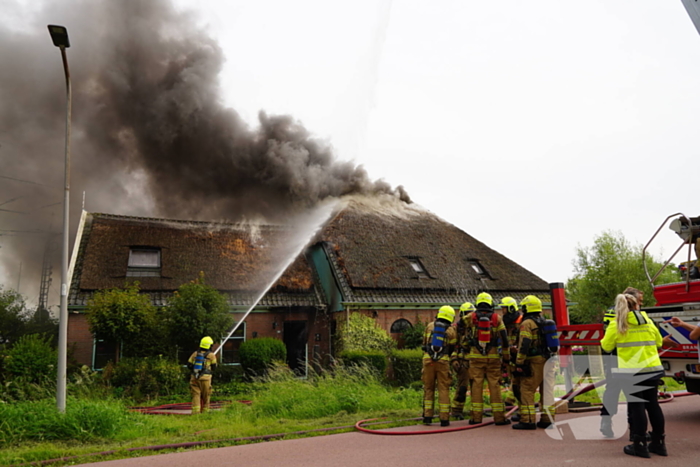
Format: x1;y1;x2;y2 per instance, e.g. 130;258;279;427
0;363;423;466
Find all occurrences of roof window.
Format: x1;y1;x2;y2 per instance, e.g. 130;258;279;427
408;258;430;279
469;260;490;279
127;248;161;277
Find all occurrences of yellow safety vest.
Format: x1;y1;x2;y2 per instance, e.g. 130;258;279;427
600;310;663;374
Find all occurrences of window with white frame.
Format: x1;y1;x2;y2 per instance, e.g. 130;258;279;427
221;323;246;365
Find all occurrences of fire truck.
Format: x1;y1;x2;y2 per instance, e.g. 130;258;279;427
642;213;700;395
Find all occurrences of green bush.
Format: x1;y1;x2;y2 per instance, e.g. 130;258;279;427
390;348;423;387
401;318;426;350
4;334;57;385
212;363;243;383
239;337;287;377
338;350;387;377
335;313;396;355
106;356;185;400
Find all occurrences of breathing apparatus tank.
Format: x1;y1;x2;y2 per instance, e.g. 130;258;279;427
540;318;560;355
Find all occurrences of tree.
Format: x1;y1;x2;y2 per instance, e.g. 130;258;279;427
86;283;159;361
163;272;233;361
566;231;680;324
0;287;29;346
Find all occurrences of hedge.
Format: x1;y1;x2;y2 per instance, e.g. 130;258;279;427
239;337;287;377
338;350;387;376
390;348;423;387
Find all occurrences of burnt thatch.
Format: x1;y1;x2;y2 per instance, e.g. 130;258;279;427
70;213;319;307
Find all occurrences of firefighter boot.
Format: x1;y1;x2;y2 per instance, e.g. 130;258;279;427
536;420;552;429
600;416;614;438
423;417;433;425
648;432;667;456
512;422;536;430
624;434;650;459
440;420;450;427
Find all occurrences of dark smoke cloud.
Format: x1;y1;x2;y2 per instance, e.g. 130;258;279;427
0;0;409;303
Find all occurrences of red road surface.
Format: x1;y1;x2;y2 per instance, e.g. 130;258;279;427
86;394;699;466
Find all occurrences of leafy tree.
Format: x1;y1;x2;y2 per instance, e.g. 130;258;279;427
0;287;29;346
566;231;680;324
163;272;233;360
86;283;159;361
335;312;396;355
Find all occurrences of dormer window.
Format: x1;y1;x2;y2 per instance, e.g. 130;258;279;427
408;257;430;279
127;248;161;277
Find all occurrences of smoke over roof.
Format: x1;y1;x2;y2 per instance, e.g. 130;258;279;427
0;0;409;303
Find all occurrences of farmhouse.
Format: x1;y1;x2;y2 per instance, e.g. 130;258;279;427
67;197;550;372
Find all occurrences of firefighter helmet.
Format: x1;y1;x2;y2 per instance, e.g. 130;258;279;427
459;302;475;317
499;296;518;312
475;292;494;309
520;295;543;313
200;336;214;349
437;305;456;323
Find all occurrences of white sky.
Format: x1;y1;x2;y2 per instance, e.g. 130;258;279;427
172;0;700;284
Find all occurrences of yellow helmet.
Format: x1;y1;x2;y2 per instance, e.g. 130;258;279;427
437;305;456;323
520;295;543;313
499;296;518;312
200;336;214;349
459;302;475;316
476;292;493;307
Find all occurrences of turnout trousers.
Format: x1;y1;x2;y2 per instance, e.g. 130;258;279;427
190;376;212;414
422;359;451;421
469;358;506;423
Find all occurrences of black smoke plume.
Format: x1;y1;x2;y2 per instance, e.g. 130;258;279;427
0;0;409;303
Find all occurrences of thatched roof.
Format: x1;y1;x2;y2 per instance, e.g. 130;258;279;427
317;198;549;302
69;213;321;307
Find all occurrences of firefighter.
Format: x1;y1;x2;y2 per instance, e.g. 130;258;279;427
512;295;556;430
187;336;217;414
422;305;458;426
601;293;667;458
465;293;510;425
499;296;522;422
450;302;474;420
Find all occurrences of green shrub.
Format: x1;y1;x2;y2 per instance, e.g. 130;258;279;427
390;348;423;387
401;318;426;350
106;356;185;400
239;337;287;377
212;363;243;383
338;350;387;377
4;334;57;385
335;313;396;355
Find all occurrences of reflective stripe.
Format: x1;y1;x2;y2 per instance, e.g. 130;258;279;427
617;341;657;348
612;365;664;373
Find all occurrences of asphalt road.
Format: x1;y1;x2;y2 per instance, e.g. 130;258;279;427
87;394;699;467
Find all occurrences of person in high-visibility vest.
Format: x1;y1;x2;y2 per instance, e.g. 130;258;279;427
422;306;458;426
465;293;510;425
450;302;474;420
601;293;666;458
187;336;217;414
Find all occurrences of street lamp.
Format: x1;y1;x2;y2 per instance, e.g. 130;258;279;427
47;24;71;413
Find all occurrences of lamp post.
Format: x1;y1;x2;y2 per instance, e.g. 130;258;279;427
47;24;71;413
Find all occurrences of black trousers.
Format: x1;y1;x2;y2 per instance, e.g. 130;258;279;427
620;372;665;437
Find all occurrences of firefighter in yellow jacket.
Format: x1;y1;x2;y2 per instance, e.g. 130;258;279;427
465;293;511;425
450;302;474;419
512;296;556;430
499;296;523;421
187;336;217;414
422;305;458;426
